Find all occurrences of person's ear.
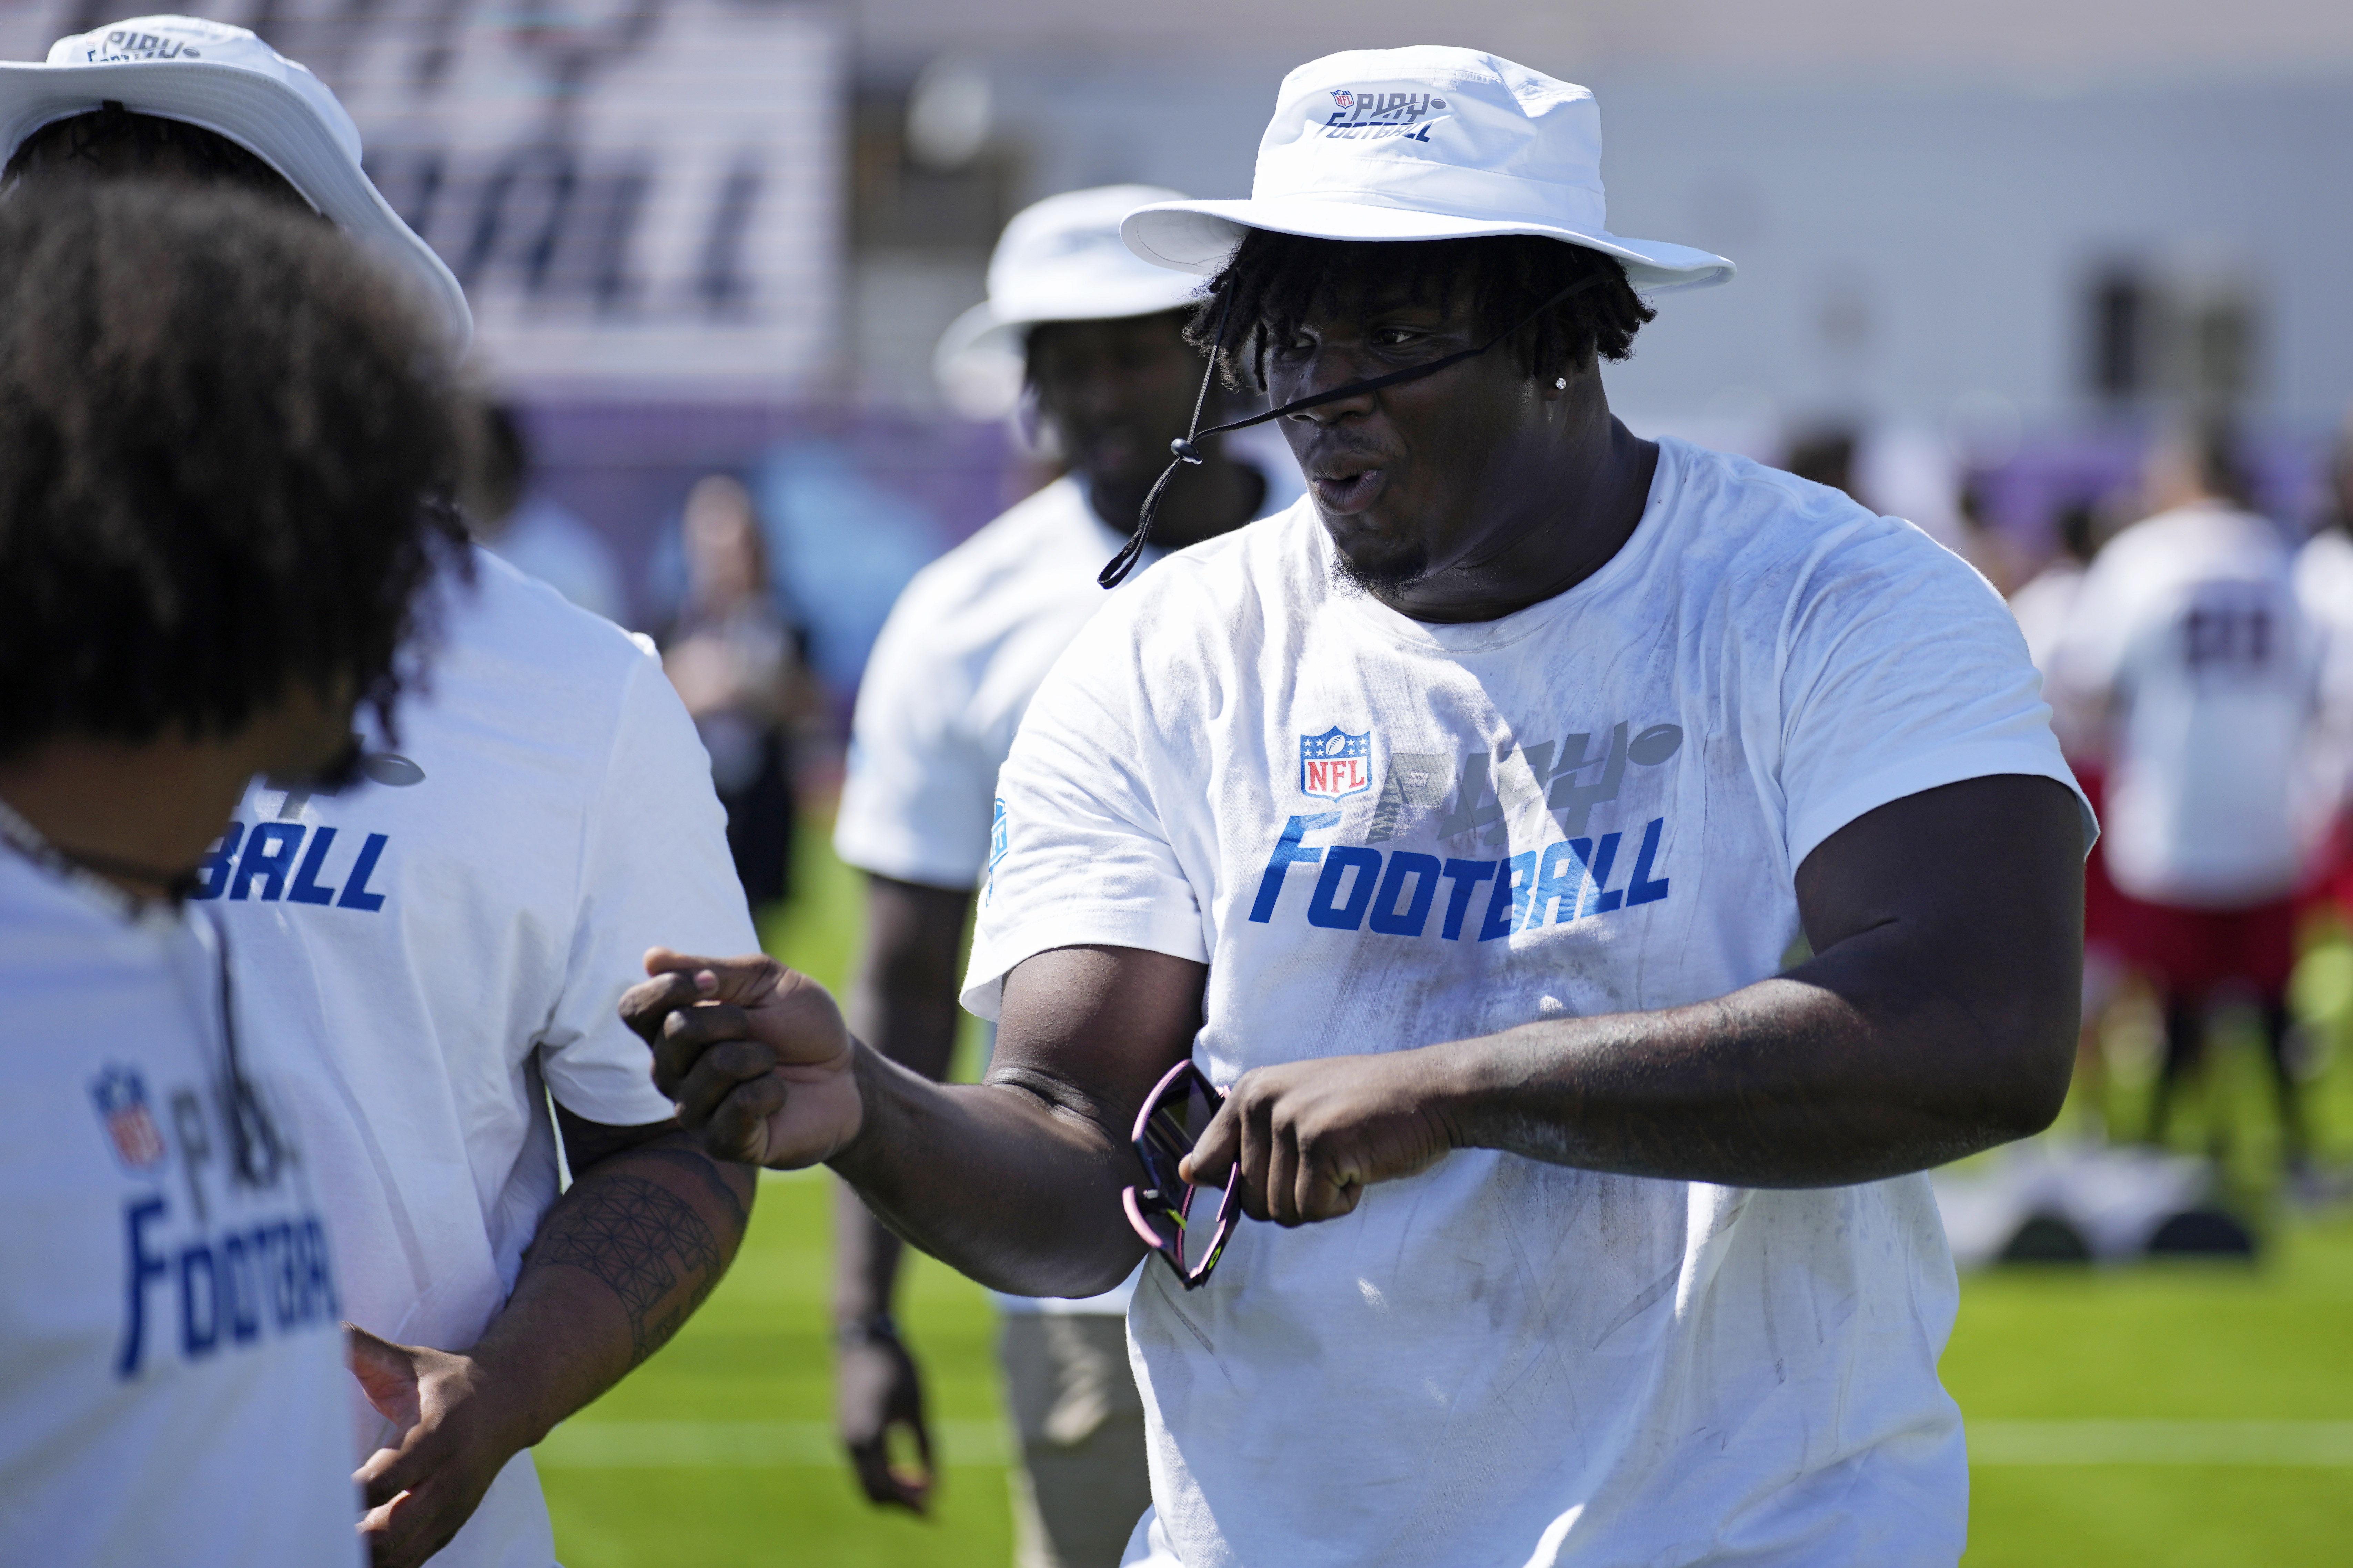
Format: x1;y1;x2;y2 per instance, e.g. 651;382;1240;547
1541;345;1601;400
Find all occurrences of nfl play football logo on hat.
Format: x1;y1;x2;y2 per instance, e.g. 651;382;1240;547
1120;45;1734;293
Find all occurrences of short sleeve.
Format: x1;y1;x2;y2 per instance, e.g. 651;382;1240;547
1775;520;2094;872
540;651;759;1126
832;586;999;890
959;594;1208;1020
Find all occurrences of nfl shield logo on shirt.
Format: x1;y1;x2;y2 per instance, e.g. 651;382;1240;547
89;1065;167;1173
1299;727;1372;801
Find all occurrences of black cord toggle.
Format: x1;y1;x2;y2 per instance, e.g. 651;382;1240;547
1100;271;1606;589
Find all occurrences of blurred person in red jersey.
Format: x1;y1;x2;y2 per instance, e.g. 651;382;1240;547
661;473;816;911
827;184;1300;1564
2054;422;2321;1169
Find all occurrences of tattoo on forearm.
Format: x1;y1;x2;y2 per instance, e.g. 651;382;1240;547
627;1143;752;1230
531;1174;725;1365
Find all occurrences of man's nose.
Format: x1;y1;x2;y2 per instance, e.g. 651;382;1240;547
1072;363;1152;422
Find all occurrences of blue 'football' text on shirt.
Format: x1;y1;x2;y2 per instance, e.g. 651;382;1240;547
97;1059;342;1380
1250;813;1670;939
1249;720;1680;939
186;819;391;911
116;1198;340;1378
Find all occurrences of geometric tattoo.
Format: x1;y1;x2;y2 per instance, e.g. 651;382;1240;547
529;1174;724;1366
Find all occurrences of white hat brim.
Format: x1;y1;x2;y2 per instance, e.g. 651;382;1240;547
1123;197;1734;293
934;299;1020;379
931;284;1213;409
0;60;472;347
943;276;1211;363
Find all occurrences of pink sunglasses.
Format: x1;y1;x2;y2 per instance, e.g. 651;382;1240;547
1120;1059;1241;1290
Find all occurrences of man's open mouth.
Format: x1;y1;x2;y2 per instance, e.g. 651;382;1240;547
1310;466;1385;514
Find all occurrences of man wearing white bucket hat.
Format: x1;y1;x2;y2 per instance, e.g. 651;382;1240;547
632;47;2090;1566
831;184;1298;1565
2;17;759;1568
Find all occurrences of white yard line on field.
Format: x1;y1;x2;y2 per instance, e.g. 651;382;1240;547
535;1417;2353;1469
1968;1419;2353;1465
536;1418;1013;1467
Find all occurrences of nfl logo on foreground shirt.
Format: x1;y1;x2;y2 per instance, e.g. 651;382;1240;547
1299;727;1371;801
90;1065;168;1173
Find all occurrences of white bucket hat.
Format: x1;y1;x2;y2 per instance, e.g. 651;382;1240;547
935;183;1206;419
0;15;471;347
1121;47;1733;293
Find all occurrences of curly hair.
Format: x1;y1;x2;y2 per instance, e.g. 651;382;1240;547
0;182;467;758
1187;230;1656;393
2;101;310;211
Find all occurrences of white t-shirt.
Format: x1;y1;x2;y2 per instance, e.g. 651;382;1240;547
2294;527;2353;815
2055;502;2317;907
0;852;359;1566
2008;559;2083;676
837;467;1303;889
198;550;756;1567
836;466;1299;1316
967;437;2087;1568
2007;559;2093;759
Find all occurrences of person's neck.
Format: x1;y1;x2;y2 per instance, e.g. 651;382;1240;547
1377;396;1659;625
0;735;259;902
1088;447;1266;553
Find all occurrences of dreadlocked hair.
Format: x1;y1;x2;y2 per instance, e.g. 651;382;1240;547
0;182;469;758
3;101;312;212
1188;231;1655;392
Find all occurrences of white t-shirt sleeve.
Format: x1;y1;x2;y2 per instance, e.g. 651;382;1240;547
1774;519;2093;872
540;650;759;1127
832;583;999;890
960;591;1208;1020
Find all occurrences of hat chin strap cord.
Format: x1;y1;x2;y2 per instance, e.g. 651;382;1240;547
1098;271;1606;589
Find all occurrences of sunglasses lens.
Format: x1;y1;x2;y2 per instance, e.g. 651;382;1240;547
1143;1075;1220;1164
1134;1066;1236;1284
1173;1181;1233;1277
1138;1199;1180;1249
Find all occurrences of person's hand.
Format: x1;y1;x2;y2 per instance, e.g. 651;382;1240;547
836;1328;934;1514
1179;1049;1461;1225
619;949;863;1168
659;634;738;717
345;1325;529;1568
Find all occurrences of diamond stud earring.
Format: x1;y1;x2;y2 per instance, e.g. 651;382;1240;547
1554;377;1568;389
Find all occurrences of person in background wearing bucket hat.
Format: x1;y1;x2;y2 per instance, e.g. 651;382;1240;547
829;184;1299;1566
627;47;2091;1566
0;18;761;1568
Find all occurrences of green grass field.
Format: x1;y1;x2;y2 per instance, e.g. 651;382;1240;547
536;824;2353;1565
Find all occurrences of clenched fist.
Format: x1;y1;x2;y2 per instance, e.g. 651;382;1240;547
1178;1048;1464;1226
619;949;863;1168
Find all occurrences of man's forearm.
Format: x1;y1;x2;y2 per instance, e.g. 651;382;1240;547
1441;927;2076;1187
467;1132;755;1448
835;877;967;1326
830;1043;1147;1299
